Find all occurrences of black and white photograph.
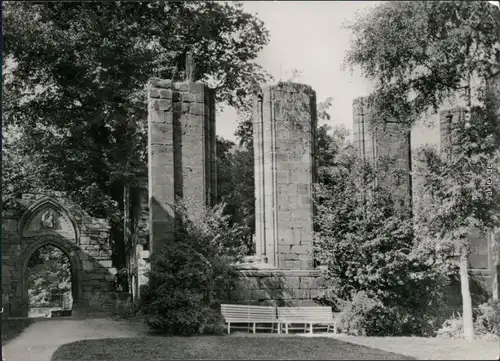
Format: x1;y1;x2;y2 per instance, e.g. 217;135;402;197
2;1;500;360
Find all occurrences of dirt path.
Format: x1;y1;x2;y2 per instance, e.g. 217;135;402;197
3;318;144;361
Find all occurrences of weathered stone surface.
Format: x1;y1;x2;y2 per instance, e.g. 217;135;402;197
149;78;173;89
229;269;330;306
2;194;117;318
253;83;317;269
352;96;412;211
146;78;216;288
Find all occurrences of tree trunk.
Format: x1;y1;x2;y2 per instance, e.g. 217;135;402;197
492;229;500;302
459;243;474;341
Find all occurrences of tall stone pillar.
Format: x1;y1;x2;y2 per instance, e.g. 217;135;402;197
148;78;216;255
439;106;465;158
253;82;317;270
353;96;376;161
352;96;412;211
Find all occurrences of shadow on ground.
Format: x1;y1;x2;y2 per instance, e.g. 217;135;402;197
2;319;35;345
51;336;415;360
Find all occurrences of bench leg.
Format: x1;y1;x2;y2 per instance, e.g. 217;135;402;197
310;323;313;334
278;323;281;335
285;323;289;334
253;323;256;334
227;322;230;335
334;321;337;335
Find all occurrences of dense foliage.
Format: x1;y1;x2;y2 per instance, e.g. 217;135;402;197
140;200;246;335
344;1;500;129
344;0;500;339
216;137;255;255
314;141;458;335
2;1;271;290
27;246;72;307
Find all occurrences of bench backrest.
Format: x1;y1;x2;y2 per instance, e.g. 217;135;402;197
221;304;277;320
277;306;334;320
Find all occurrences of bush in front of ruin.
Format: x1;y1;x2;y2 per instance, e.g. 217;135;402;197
436;299;499;340
140;200;247;335
314;152;458;336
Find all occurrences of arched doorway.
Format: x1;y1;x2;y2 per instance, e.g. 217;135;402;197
20;236;82;318
26;244;74;318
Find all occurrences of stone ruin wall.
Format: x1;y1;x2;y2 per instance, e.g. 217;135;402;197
147;78;216;255
230;82;327;306
146;78;329;306
253;83;317;270
2;192;124;318
352;96;412;211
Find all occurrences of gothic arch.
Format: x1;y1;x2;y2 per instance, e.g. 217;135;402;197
18;197;80;242
19;235;83;317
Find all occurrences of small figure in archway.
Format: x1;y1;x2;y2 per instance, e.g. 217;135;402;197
40;210;54;229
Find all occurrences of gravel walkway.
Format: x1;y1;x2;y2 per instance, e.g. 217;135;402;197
3;318;143;361
298;333;499;360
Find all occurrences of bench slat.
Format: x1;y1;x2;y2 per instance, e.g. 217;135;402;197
221;304;278;323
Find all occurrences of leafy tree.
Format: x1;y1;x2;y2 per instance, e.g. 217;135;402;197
316;123;351;186
344;0;500;340
215;136;255;254
314;149;457;335
27;246;72;308
3;1;271;290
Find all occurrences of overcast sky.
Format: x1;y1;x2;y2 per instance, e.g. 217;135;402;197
216;1;442;148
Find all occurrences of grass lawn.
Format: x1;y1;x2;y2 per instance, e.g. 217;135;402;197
51;335;415;360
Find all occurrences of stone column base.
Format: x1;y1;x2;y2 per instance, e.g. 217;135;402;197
229;265;329;306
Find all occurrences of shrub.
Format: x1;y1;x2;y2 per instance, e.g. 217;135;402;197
474;300;500;339
436;301;500;340
140;200;245;335
436;313;464;339
314;154;457;336
336;291;382;335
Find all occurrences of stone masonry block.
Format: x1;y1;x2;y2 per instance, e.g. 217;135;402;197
229;289;252;301
156;99;172;111
190;103;205;116
278;244;291;255
150;78;172;88
291;245;309;255
235;276;260;290
252;289;272;300
293;288;311;299
150;123;173;145
284;276;300;289
149;167;174;187
159;89;173;99
189;82;204;94
195;93;205;103
174;82;189;92
299;276;317;289
182;93;196;103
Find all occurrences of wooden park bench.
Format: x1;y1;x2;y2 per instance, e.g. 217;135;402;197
220;304;280;334
277;306;337;335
